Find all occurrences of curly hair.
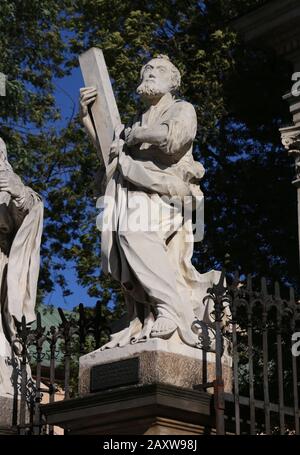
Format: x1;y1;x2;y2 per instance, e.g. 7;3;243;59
140;55;181;93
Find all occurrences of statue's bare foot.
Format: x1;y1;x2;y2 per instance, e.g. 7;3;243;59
100;317;142;350
131;311;155;344
150;317;177;339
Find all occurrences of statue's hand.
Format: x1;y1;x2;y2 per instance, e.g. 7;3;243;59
109;124;125;161
109;138;125;161
80;86;97;121
0;172;24;198
79;87;100;152
125;124;146;146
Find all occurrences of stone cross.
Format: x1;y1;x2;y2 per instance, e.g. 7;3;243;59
79;48;121;169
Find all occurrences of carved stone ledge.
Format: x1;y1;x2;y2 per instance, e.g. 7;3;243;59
280;125;300;186
280;125;300;149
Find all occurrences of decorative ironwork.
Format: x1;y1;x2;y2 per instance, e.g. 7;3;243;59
7;274;300;435
10;302;111;435
219;273;300;435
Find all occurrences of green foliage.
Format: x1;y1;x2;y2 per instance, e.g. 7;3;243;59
0;0;298;316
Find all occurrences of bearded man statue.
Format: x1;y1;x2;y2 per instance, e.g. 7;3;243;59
80;55;223;350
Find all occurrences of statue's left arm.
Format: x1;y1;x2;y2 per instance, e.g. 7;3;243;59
126;123;169;147
13;184;40;212
126;101;197;161
0;171;41;225
118;102;200;197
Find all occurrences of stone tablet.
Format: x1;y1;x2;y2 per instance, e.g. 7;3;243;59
79;47;121;169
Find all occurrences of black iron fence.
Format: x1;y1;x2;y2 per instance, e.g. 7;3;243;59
10;272;300;435
10;301;111;435
207;271;300;435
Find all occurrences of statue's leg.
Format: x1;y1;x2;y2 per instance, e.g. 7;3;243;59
118;229;187;338
116;192;199;346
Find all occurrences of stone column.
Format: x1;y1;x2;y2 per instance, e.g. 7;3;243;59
280;84;300;267
280;122;300;264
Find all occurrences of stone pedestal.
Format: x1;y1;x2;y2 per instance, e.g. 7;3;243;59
79;334;232;396
42;383;214;435
41;334;231;435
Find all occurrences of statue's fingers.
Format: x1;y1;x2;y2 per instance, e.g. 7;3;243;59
85;96;97;106
81;88;97;95
80;89;98;99
80;86;97;93
81;93;90;102
84;93;97;100
81;93;97;104
86;96;96;104
80;94;96;105
85;88;98;95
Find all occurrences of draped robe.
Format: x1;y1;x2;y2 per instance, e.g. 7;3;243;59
98;92;221;348
0;177;43;396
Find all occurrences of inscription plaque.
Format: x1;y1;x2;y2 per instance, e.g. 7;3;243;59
90;357;139;392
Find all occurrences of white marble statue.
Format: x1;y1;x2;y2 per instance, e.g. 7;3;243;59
80;55;222;349
0;137;43;396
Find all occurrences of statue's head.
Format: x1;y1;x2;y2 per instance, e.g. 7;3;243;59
137;55;181;101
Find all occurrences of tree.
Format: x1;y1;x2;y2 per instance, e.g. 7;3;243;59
0;0;297;317
67;0;298;294
0;0;74;300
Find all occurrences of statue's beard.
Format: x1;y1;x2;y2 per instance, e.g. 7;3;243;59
136;80;166;100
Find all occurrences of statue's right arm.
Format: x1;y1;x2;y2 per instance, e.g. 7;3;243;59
80;87;101;155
